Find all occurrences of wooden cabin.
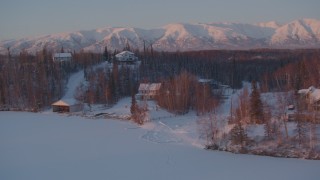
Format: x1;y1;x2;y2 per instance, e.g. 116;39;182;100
52;99;82;113
137;83;161;100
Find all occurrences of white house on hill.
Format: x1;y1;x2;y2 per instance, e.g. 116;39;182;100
52;99;83;113
53;53;72;62
137;83;161;100
298;86;320;110
115;51;138;62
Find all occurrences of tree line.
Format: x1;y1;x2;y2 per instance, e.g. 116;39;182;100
1;48;320;113
0;48;103;111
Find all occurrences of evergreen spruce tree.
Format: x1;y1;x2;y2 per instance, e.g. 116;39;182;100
294;61;307;91
296;118;307;147
107;73;116;104
250;81;264;124
124;40;131;51
263;107;274;140
130;93;137;115
112;61;119;101
230;121;248;147
103;46;109;61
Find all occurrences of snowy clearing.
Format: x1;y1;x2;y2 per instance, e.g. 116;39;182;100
1;111;320;180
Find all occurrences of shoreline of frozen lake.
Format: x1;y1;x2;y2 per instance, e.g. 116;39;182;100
1;111;320;180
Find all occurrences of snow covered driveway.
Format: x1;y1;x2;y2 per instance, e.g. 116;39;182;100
1;112;320;180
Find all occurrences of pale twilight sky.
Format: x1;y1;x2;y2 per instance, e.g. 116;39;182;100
0;0;319;40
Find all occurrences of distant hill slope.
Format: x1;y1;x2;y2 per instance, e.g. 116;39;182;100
1;18;320;54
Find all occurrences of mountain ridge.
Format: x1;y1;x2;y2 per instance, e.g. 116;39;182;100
1;18;320;54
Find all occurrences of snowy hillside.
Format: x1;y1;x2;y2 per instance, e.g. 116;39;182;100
270;19;320;46
1;18;320;54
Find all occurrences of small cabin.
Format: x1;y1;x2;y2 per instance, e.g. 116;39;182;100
137;83;161;100
52;99;82;113
115;51;138;62
53;53;72;62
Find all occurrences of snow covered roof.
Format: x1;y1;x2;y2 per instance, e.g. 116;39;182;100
115;51;135;57
52;99;78;106
298;89;308;94
53;53;72;58
117;51;134;55
298;86;320;103
139;83;161;91
198;79;212;83
115;51;137;62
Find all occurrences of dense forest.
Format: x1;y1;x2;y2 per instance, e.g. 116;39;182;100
0;48;320;112
0;49;103;111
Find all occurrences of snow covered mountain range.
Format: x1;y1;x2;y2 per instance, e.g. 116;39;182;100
1;18;320;54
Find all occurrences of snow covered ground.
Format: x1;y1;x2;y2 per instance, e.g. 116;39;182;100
62;61;109;100
1;111;320;180
1;64;319;179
